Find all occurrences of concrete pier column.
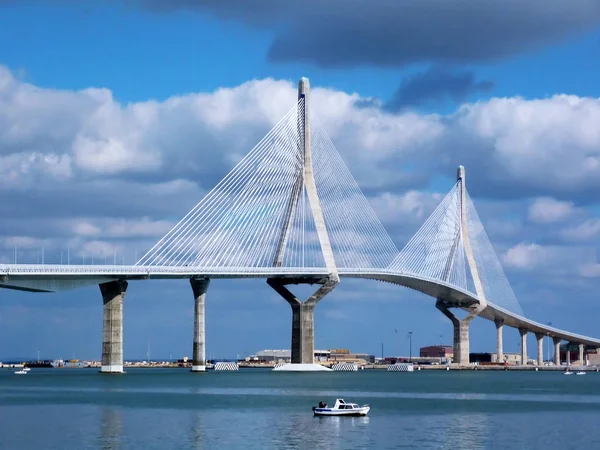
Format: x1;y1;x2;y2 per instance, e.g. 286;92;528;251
190;278;210;372
535;333;544;366
435;300;484;366
553;337;561;366
567;349;571;366
579;343;584;366
494;319;504;363
519;328;528;365
268;277;338;364
100;280;128;374
441;318;471;366
289;301;316;364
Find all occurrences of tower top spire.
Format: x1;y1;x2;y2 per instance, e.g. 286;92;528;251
457;165;465;183
298;77;310;99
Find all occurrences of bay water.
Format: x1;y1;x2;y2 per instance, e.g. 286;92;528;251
0;368;598;449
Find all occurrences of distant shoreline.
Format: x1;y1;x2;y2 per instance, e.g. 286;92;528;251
3;362;597;372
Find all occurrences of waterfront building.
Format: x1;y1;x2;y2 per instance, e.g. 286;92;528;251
488;352;524;364
328;349;375;364
245;349;291;363
245;348;375;364
420;345;453;359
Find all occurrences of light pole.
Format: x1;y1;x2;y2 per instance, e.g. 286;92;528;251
407;331;413;362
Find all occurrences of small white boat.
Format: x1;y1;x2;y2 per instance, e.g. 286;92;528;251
576;371;586;375
22;367;31;372
14;370;27;375
312;398;370;416
564;370;573;375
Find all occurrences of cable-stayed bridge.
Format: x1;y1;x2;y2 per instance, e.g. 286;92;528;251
0;78;597;372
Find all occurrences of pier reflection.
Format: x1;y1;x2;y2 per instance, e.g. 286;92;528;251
98;407;122;450
189;411;206;450
265;412;372;449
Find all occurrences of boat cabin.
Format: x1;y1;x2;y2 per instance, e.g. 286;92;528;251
333;399;360;409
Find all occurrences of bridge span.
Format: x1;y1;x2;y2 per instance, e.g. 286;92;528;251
0;264;597;370
0;77;596;372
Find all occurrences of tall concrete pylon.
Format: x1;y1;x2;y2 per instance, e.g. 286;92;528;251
436;165;487;366
99;280;128;374
190;277;210;372
268;77;339;366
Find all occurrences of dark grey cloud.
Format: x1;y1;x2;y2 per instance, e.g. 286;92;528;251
385;68;494;111
4;0;598;68
127;0;600;67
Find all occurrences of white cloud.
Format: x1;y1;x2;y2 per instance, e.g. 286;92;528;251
3;65;600;198
370;191;443;225
79;240;122;259
445;96;600;195
562;219;600;242
69;218;173;239
71;221;101;237
503;243;549;270
528;197;576;223
503;242;597;278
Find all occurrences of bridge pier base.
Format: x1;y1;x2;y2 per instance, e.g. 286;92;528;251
553;337;561;366
268;277;338;364
519;328;528;365
495;319;504;363
190;278;210;372
100;280;128;374
579;343;585;366
436;300;484;366
535;333;544;366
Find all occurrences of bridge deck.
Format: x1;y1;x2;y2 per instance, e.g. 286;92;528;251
1;264;598;347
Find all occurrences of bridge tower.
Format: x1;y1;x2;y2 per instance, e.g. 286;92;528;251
267;77;339;366
435;166;487;366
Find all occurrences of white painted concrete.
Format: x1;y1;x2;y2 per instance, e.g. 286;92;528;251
272;363;332;372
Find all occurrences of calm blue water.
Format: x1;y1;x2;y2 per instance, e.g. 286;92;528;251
1;368;599;449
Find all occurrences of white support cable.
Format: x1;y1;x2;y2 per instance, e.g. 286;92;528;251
390;184;462;278
465;190;525;316
198;127;298;267
310;114;398;269
189;101;302;267
177;104;302;263
236;111;305;267
179;102;300;266
137;114;288;265
139;96;398;272
137;100;303;267
235;158;299;267
390;180;526;311
313;130;360;267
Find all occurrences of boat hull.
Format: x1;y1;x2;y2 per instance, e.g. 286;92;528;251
313;407;370;417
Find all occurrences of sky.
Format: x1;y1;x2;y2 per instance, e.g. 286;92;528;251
0;0;600;361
